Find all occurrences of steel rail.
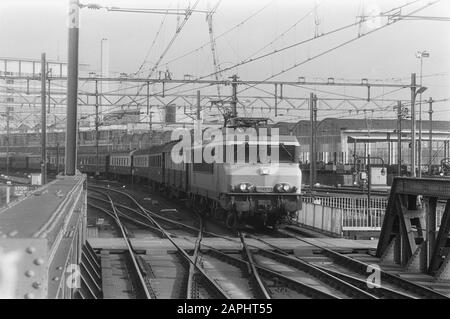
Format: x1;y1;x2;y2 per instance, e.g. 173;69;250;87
243;233;413;299
88;194;160;228
89;198;207;298
89;186;232;238
313;265;418;299
238;232;271;299
279;228;450;299
91;189;153;299
89;185;230;299
90;184;439;299
90;192;412;299
242;234;377;299
88;185;381;298
202;244;340;299
186;218;204;299
87;200;164;235
88;192;201;235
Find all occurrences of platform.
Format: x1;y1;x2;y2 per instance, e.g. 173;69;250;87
0;176;84;237
0;174;88;299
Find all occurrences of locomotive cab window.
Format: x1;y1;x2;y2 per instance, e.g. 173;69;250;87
224;142;299;163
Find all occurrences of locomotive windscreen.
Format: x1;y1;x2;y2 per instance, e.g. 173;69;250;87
224;143;299;163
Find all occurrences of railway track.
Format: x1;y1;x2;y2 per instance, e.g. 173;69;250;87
89;188;154;299
89;185;347;298
87;182;450;299
89;185;230;299
277;228;449;299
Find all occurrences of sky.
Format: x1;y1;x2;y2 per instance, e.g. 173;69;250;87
0;0;449;123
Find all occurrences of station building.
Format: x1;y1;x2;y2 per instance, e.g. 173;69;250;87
276;118;450;169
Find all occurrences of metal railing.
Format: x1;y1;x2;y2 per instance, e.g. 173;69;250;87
303;196;387;231
302;196;447;232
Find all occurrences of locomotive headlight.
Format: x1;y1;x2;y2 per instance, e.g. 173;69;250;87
274;183;294;193
235;182;255;193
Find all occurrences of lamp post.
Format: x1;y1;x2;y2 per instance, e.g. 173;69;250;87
410;72;427;178
415;51;430;177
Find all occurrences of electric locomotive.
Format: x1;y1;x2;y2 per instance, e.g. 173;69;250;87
182;118;302;229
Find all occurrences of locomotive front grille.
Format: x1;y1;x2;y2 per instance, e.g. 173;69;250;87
255;186;273;193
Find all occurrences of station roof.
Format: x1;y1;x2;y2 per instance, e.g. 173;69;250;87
348;135;450;143
275;118;450;136
323;118;450;131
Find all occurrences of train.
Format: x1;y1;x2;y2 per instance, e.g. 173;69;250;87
0;120;303;229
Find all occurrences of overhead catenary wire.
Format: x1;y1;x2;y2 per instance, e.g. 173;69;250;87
6;1;449;128
243;0;326;60
163;0;276;66
150;0;432;101
225;0;440;101
116;0;201;107
134;1;174;76
144;0;201;79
